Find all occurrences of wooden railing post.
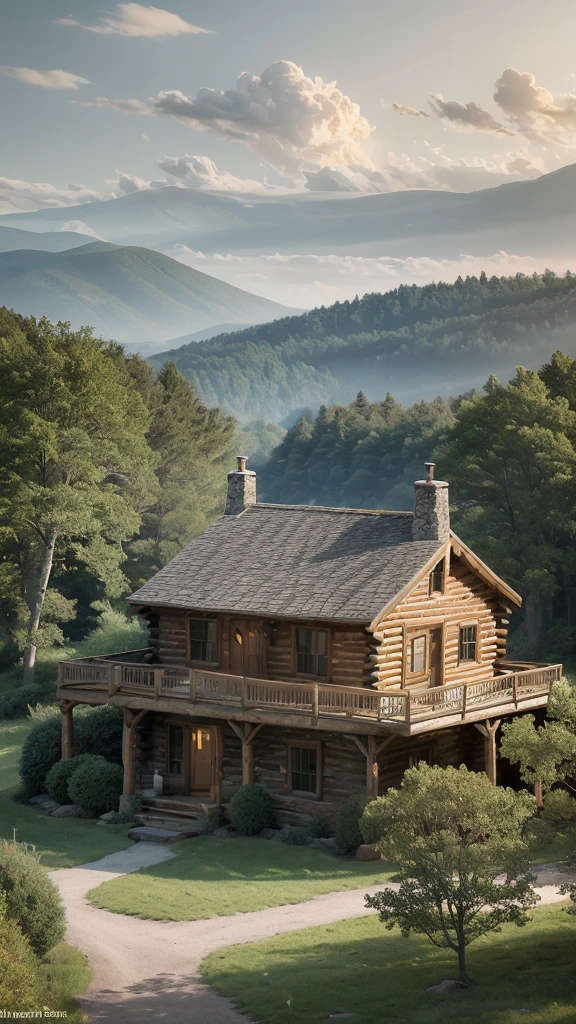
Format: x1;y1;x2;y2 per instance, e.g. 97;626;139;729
405;692;411;728
189;669;197;704
154;667;162;700
461;683;467;720
312;684;319;725
513;673;518;707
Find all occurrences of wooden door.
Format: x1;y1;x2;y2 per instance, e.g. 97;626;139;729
428;627;443;688
230;619;264;678
190;726;215;793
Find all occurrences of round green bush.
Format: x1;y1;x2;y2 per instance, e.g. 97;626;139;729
68;756;124;817
228;784;275;835
19;703;124;797
335;794;372;856
280;826;310;845
542;789;576;824
0;911;40;1011
308;814;332;839
45;754;95;805
0;840;65;957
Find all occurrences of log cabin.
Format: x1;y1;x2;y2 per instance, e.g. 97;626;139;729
57;459;562;826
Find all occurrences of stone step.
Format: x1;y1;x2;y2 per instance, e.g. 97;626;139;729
138;815;204;835
128;826;195;844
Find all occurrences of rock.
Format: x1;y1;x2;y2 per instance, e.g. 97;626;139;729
355;844;381;861
29;794;51;805
38;799;60;813
316;837;336;851
99;810;116;822
260;828;283;840
51;803;85;818
425;980;468;994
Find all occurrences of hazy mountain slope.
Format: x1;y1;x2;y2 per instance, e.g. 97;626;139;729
0;243;295;344
161;323;252;347
152;271;576;420
0;225;98;253
3;163;576;258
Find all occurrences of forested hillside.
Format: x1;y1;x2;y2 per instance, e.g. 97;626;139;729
157;271;576;420
261;351;576;659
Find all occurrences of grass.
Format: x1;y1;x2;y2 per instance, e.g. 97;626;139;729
201;905;576;1024
39;941;92;1023
88;836;397;920
0;717;133;869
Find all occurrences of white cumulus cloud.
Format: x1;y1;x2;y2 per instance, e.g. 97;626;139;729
157;154;270;191
57;3;214;38
0;67;90;89
0;177;109;214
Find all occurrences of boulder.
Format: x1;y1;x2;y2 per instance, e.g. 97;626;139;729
51;804;85;818
426;980;468;995
355;844;381;861
29;794;51;805
260;828;284;840
99;810;116;822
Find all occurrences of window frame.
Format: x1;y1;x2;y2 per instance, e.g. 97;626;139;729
292;625;331;681
286;741;323;799
458;621;479;664
186;615;220;667
429;558;446;595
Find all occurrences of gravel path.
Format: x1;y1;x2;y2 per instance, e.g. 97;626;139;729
50;843;573;1024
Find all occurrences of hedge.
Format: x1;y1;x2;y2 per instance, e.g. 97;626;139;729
228;784;275;835
0;840;65;957
45;754;95;805
19;704;124;796
68;757;124;817
0;908;39;1011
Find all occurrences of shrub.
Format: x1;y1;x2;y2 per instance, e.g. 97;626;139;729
68;756;124;817
335;794;372;856
197;809;222;835
542;789;576;824
280;826;310;845
0;840;65;956
0;686;47;721
308;814;332;839
0;902;40;1011
45;754;95;805
228;784;275;835
105;795;142;825
19;703;124;796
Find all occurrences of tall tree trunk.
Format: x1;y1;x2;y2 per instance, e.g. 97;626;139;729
22;529;57;687
457;942;470;986
534;777;544;809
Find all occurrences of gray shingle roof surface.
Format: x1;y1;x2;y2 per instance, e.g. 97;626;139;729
129;504;443;623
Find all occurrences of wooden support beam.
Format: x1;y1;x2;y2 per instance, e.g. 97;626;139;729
60;700;77;760
349;734;387;797
122;707;147;796
474;718;501;785
227;721;264;784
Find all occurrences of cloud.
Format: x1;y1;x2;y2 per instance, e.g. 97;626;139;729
428;95;515;135
115;170;167;193
157;153;269;191
75;60;377;183
57;3;213;38
0;177;108;214
418;146;544;191
0;67;90;89
391;103;430;119
60;220;104;238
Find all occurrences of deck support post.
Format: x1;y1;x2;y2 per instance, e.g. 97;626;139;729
474;718;501;785
228;722;264;784
350;735;395;797
60;701;77;760
122;708;147;796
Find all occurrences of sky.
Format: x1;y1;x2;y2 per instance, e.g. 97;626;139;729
3;0;576;215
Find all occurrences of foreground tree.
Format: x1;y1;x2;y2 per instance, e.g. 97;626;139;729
0;312;155;684
362;764;537;985
500;681;576;807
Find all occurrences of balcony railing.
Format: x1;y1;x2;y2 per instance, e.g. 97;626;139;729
57;654;562;734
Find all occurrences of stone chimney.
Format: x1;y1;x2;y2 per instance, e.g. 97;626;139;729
412;462;450;542
225;456;257;515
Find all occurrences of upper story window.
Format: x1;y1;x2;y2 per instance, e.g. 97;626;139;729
459;624;477;662
189;618;218;664
295;628;328;677
429;559;445;595
409;633;427;674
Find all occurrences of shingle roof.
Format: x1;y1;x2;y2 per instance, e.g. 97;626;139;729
129;503;444;623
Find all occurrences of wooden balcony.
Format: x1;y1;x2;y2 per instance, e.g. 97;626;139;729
57;653;562;737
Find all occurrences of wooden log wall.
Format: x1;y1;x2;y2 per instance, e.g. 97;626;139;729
372;552;504;690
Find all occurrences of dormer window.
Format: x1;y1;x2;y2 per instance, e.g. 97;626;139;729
429;559;445;595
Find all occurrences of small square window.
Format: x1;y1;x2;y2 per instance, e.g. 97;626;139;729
459;625;477;662
189;619;218;663
409;634;427;674
296;628;328;677
290;746;318;793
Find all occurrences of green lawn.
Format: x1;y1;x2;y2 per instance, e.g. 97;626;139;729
201;905;576;1024
88;836;397;920
39;941;93;1023
0;718;133;868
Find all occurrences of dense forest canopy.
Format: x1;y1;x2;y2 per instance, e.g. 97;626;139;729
157;271;576;421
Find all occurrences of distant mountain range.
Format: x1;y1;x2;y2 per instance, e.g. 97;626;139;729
0;241;295;345
0;225;98;253
3;163;576;260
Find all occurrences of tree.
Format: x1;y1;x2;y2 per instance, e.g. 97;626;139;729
500;681;576;807
361;764;538;985
0;312;155;684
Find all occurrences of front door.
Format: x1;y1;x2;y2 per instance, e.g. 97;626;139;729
428;627;443;688
190;725;216;793
230;619;264;678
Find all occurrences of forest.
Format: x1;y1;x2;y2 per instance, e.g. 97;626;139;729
0;301;575;703
158;270;576;420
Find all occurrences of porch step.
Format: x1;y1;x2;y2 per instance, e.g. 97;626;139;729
138;815;204;835
128;826;194;844
141;795;220;820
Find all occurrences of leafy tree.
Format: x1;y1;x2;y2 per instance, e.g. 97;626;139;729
362;764;537;985
500;681;576;806
0;311;155;684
